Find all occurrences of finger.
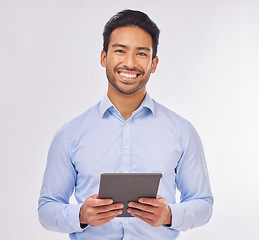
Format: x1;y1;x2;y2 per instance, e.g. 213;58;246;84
128;202;155;213
140;196;168;208
127;208;154;220
88;196;113;207
131;214;159;227
128;209;166;228
137;198;160;207
96;203;124;214
98;209;123;220
91;194;98;199
94;215;117;227
84;207;122;227
89;212;119;227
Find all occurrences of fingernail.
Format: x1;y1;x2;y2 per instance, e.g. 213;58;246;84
139;198;143;202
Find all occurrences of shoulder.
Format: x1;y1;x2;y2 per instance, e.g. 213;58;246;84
153;99;190;129
153;99;202;148
58;101;101;137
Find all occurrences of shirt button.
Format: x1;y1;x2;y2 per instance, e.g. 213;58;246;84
125;122;129;126
124;221;127;225
124;145;129;149
124;170;128;173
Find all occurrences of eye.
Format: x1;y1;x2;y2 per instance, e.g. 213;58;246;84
115;49;125;54
138;52;147;57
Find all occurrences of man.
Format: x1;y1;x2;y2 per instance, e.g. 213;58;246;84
38;9;213;239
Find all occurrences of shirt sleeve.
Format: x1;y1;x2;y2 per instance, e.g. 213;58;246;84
38;125;85;233
168;121;214;231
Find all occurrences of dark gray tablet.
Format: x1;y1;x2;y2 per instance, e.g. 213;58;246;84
98;173;162;217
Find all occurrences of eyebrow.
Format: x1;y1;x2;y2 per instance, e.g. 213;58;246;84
111;43;151;52
137;47;151;52
111;43;127;49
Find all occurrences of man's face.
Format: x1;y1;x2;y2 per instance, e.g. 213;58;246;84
101;26;158;95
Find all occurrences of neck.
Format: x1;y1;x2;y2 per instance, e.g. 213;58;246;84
107;85;146;120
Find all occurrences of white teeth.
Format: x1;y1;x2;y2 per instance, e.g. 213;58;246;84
119;72;137;79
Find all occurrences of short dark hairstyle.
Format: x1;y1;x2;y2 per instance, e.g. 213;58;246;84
103;9;160;59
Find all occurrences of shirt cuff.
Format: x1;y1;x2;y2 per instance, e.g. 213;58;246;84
167;203;183;229
68;204;88;232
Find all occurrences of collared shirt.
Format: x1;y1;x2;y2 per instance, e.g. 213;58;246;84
38;93;213;240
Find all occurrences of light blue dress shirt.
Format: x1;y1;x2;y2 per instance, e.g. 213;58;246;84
38;93;213;240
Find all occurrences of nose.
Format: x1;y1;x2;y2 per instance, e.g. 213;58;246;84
122;53;136;69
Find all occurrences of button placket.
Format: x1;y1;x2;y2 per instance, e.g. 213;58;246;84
122;120;131;174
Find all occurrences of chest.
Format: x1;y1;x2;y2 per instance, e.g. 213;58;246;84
71;119;182;180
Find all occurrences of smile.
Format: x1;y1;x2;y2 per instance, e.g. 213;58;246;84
119;72;138;79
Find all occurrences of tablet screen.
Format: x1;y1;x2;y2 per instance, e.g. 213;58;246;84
98;173;162;217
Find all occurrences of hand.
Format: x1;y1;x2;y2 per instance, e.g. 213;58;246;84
79;194;123;227
127;195;172;227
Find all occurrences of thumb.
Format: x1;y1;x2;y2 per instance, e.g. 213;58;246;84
91;193;98;199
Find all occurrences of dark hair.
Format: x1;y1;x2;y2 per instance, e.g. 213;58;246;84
103;9;160;59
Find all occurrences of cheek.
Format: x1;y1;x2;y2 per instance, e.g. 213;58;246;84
143;61;153;74
105;60;116;74
107;54;123;64
141;58;152;67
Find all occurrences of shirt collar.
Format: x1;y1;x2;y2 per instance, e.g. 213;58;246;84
99;92;155;118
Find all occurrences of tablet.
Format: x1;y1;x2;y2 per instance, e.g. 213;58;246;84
98;173;162;217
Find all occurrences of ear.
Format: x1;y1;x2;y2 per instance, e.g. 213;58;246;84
151;56;159;73
100;50;107;67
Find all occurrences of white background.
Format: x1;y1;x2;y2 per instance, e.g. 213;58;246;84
1;0;259;239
